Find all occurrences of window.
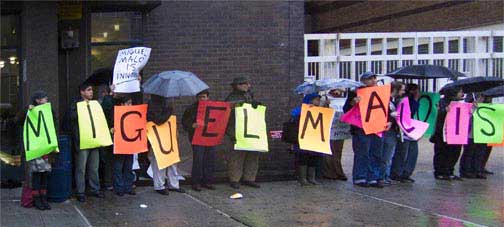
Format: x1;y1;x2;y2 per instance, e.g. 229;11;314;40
90;11;143;73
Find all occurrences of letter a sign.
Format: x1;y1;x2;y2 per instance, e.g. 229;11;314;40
114;104;148;154
23;103;59;161
146;116;180;169
357;84;391;135
77;100;113;149
298;104;335;155
234;103;268;152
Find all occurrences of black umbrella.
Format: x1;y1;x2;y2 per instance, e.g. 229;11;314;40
385;65;465;79
482;85;504;98
84;68;113;85
440;76;504;95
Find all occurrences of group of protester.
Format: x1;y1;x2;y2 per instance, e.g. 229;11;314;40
22;71;496;211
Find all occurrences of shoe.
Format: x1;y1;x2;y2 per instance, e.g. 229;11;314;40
449;175;463;181
354;182;368;188
169;188;186;193
460;173;475;179
242;181;261;188
338;176;348;181
307;167;320;185
115;192;124;197
297;165;310;186
76;195;86;202
33;195;45;210
126;191;136;195
383;180;392;185
40;193;51;210
230;182;240;189
155;189;169;196
90;191;105;198
483;169;494;175
369;182;384;188
475;174;487;179
201;184;216;190
105;186;113;191
401;177;415;183
192;185;202;192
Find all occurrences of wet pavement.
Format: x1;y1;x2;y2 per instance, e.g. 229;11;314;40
1;141;503;227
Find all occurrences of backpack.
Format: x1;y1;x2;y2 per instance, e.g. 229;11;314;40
282;118;299;144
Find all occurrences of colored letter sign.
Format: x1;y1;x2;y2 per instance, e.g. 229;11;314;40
298;104;335;155
78;100;113;149
234;104;268;152
113;47;151;93
396;97;429;141
192;101;231;146
146;116;180;170
473;103;504;144
23;103;58;161
415;92;440;137
357;84;391;134
114;104;148;154
445;102;472;145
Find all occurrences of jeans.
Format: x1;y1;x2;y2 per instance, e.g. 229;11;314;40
113;154;134;193
352;129;383;183
75;149;100;194
391;140;419;178
192;145;216;185
460;139;484;176
380;130;398;180
100;146;114;188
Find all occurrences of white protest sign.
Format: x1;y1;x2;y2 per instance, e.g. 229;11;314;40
113;47;151;93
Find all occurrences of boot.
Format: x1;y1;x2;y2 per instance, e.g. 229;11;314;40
307;167;320;185
297;165;309;186
33;195;45;210
40;190;51;210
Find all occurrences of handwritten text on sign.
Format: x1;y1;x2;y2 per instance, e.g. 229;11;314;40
113;47;151;93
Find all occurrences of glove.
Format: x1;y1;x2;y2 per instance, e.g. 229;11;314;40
251;101;262;108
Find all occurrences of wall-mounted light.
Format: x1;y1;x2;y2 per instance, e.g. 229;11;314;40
103;32;108;38
9;56;16;64
0;61;5;69
114;24;120;31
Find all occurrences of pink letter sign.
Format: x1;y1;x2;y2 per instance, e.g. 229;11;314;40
396;97;429;141
445;102;472;145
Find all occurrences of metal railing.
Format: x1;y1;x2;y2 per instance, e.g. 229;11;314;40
305;31;504;92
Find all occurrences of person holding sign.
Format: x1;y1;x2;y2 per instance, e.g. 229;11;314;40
70;82;106;202
24;91;55;210
343;72;388;188
380;82;404;185
225;76;262;189
430;88;465;180
391;83;421;183
182;90;219;192
291;93;325;185
146;95;185;195
110;96;138;196
459;94;488;179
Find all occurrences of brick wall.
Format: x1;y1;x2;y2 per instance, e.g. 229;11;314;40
307;1;504;33
143;1;305;179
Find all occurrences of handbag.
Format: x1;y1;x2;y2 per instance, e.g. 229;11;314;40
21;185;33;208
282;118;299;144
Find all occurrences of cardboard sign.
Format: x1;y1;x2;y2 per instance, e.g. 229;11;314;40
329;97;351;140
489;125;504;146
234;104;268;152
113;104;148;154
113;47;151;93
396;97;429;141
146;116;180;170
298;104;335;155
23;103;59;161
192;101;231;146
445;102;472;145
340;105;383;137
415;92;440;137
78;100;113;149
473;103;504;144
357;84;391;134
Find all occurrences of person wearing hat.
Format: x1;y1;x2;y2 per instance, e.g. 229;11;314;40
182;89;217;192
291;93;324;185
25;90;55;210
225;76;262;189
343;72;388;188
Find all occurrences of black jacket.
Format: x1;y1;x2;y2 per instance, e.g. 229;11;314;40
225;89;256;141
182;102;198;141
